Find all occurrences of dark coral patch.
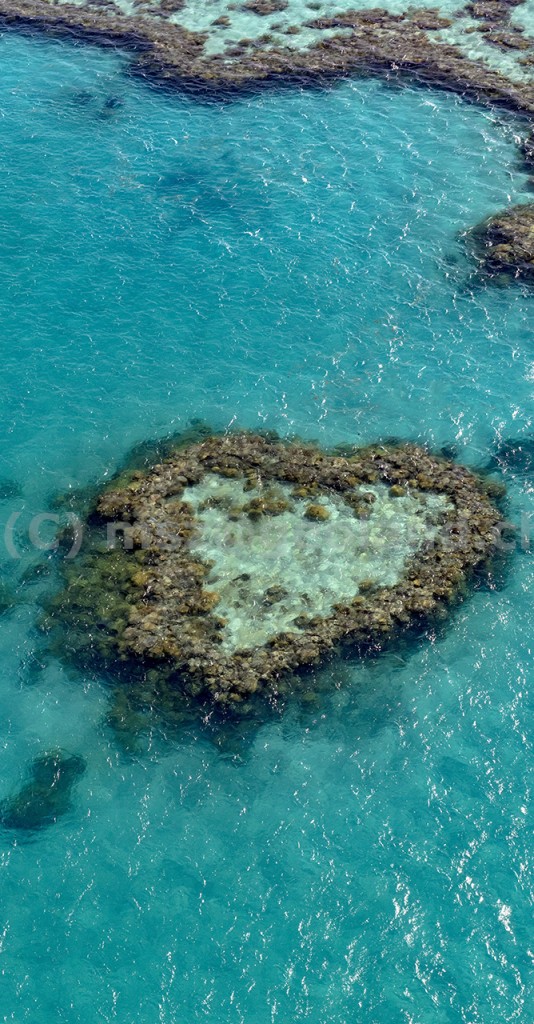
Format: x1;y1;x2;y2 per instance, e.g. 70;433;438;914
0;1;533;115
466;203;534;279
0;750;86;833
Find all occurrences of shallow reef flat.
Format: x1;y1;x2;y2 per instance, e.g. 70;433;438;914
44;432;505;709
0;0;533;113
184;474;452;650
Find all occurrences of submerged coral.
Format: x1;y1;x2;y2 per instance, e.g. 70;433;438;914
0;477;22;500
0;750;86;833
43;433;504;708
242;0;288;14
466;202;534;278
0;582;17;614
0;0;533;114
490;433;534;475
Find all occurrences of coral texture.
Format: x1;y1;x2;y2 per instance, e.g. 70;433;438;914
0;1;533;113
467;203;534;277
45;433;504;707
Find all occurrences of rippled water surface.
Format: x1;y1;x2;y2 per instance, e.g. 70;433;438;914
0;32;532;1023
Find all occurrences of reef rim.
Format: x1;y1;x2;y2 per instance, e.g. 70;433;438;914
0;0;533;117
45;432;505;707
464;200;534;278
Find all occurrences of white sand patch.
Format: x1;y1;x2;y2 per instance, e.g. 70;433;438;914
183;473;450;650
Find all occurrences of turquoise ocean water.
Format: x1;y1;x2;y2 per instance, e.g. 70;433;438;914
0;30;532;1022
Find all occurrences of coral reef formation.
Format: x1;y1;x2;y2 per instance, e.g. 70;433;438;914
466;202;534;277
0;750;86;832
0;0;533;114
242;0;289;14
465;0;533;55
43;432;504;708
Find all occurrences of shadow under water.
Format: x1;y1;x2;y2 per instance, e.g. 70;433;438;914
488;435;534;478
0;750;86;836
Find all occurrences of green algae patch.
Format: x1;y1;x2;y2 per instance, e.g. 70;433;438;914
44;433;503;707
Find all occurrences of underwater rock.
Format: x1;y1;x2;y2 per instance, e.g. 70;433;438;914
44;432;504;709
19;648;50;686
0;750;86;833
304;503;330;521
105;689;148;753
71;88;94;105
466;204;534;279
483;29;532;51
102;94;123;110
20;560;53;586
154;0;186;14
263;585;289;605
405;9;453;30
0;477;22;500
0;582;17;614
242;0;288;13
491;435;534;475
98;94;125;119
242;492;291;517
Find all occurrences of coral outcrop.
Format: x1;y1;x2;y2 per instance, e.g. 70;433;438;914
242;0;288;14
467;203;534;278
0;751;86;832
43;433;505;709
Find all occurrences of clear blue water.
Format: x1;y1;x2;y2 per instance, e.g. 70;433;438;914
0;31;532;1023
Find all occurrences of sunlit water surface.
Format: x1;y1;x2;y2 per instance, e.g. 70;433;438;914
0;32;532;1024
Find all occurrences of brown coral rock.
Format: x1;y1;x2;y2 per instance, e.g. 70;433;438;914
304;503;331;521
467;203;534;279
242;0;288;13
48;433;505;708
0;0;532;115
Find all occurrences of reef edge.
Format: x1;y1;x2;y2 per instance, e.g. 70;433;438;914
0;0;533;116
42;432;507;709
